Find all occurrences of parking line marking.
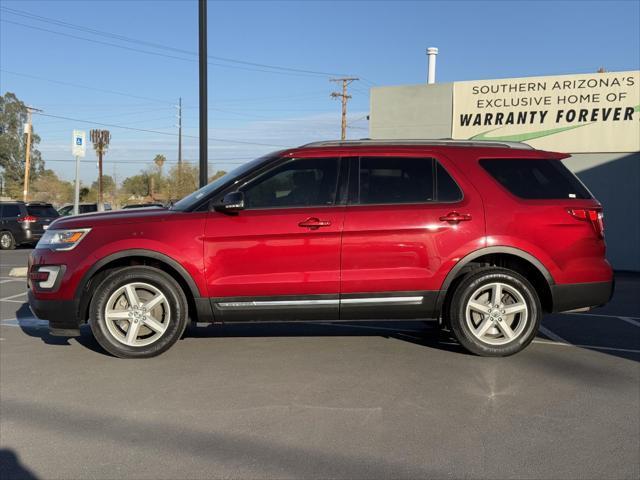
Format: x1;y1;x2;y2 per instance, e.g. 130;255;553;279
1;317;49;328
0;279;24;284
563;312;640;321
618;317;640;328
533;339;640;354
0;292;27;302
539;325;571;344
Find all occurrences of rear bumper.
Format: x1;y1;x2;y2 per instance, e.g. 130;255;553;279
28;290;80;335
551;279;614;313
19;228;42;244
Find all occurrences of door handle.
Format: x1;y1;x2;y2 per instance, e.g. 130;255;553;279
439;212;472;223
298;217;331;229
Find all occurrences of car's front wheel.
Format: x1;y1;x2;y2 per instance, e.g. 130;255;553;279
89;266;188;358
448;267;541;356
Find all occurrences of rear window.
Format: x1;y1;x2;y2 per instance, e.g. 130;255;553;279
1;204;22;218
27;205;59;217
480;159;591;200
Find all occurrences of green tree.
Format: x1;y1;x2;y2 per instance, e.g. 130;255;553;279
91;175;116;198
0;92;44;198
165;163;198;200
208;170;227;182
122;172;151;197
79;187;91;201
153;154;166;177
31;169;74;205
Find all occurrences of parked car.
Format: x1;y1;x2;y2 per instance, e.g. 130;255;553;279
0;201;59;249
121;203;165;209
28;140;613;358
58;203;112;216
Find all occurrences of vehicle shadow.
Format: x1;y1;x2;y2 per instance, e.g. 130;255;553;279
12;301;467;356
13;303;105;355
0;449;39;479
184;320;469;355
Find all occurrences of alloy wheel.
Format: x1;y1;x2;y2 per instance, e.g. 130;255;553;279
0;233;12;249
465;282;528;345
104;282;170;347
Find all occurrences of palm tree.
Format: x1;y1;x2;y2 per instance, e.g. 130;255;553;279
154;154;166;178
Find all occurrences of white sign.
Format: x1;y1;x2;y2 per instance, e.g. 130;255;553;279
452;71;640;153
72;130;86;158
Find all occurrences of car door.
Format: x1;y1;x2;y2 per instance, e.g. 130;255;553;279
204;156;346;321
340;154;485;319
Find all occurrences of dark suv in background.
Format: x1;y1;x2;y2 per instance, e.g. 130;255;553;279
0;201;59;249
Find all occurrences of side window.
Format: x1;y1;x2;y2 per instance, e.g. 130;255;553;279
436;162;463;202
241;157;340;209
357;157;462;204
59;206;72;216
80;205;97;213
359;157;434;204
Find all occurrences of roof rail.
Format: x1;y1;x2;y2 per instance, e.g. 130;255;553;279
298;138;534;150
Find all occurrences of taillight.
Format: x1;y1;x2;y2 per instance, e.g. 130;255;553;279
567;208;604;239
17;215;37;223
29;269;50;282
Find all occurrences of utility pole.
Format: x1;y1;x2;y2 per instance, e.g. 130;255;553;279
90;129;111;211
198;0;208;187
113;164;118;208
330;77;358;140
176;97;183;165
22;106;42;201
176;97;183;190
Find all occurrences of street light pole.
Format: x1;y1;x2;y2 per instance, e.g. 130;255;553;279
198;0;208;187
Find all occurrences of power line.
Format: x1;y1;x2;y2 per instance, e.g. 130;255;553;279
0;69;174;104
33;112;288;147
1;18;348;79
2;70;337;117
43;159;253;166
1;6;350;78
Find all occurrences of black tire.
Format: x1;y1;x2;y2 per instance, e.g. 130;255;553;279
448;267;541;357
0;231;16;250
89;266;188;358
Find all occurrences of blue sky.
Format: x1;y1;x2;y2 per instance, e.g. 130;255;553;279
1;0;639;183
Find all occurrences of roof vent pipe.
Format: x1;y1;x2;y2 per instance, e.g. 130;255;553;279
426;47;438;84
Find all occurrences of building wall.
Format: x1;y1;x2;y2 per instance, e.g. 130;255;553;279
370;83;640;271
565;152;640;271
370;83;453;139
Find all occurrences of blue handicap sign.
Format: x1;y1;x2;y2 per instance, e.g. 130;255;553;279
76;137;82;145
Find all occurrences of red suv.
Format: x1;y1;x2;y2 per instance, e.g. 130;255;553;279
28;140;614;358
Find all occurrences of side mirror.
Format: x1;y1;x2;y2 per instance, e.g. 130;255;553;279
215;191;245;213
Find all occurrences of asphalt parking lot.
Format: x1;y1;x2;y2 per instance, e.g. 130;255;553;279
1;248;638;479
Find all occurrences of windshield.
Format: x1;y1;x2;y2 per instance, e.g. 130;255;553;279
171;152;283;211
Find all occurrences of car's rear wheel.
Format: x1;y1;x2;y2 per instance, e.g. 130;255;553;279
0;231;16;250
448;267;541;356
89;266;188;358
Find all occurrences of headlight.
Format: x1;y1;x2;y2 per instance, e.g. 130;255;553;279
37;228;91;251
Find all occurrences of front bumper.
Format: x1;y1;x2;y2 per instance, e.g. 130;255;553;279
551;279;614;313
28;290;81;336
